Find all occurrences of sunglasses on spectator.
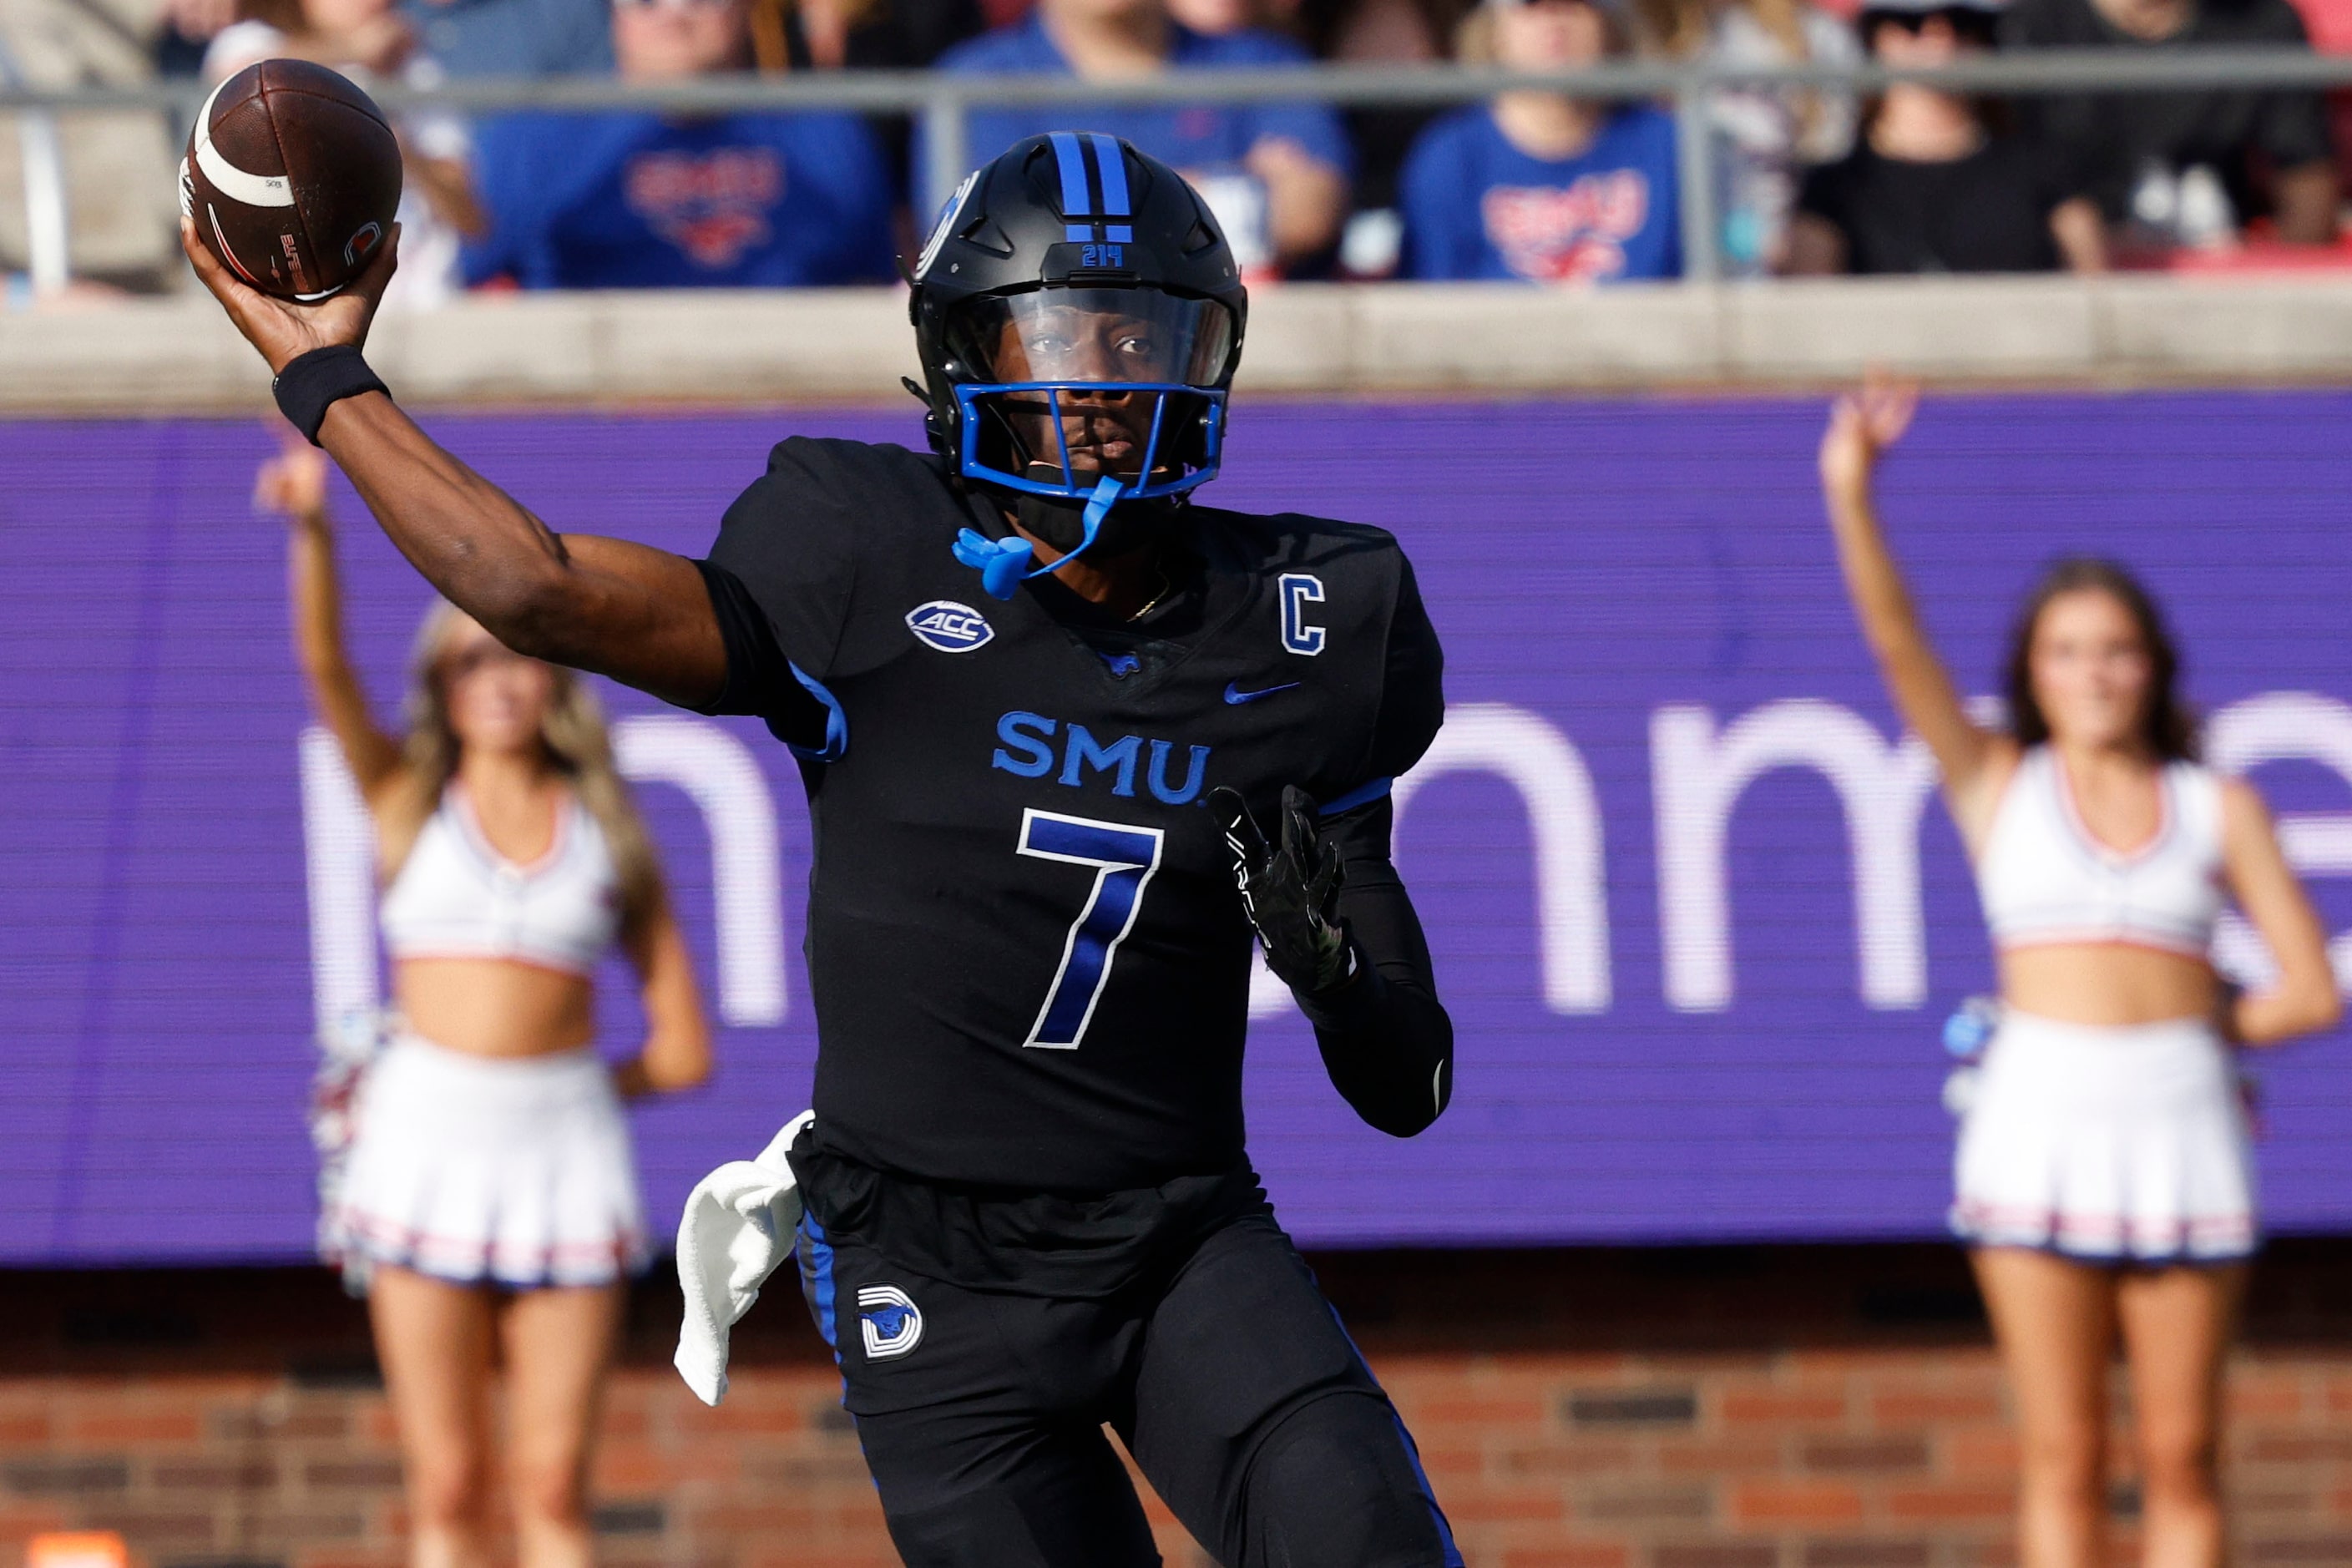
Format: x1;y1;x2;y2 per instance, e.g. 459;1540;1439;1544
1863;5;1999;38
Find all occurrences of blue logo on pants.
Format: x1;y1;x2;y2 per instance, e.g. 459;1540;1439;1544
858;1283;923;1360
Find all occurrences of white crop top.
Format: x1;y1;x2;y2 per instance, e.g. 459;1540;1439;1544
1975;746;2226;958
380;787;624;977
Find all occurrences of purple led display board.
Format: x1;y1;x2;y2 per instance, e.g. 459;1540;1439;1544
5;392;2350;1264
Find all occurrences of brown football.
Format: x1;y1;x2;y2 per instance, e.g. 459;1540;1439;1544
181;59;402;301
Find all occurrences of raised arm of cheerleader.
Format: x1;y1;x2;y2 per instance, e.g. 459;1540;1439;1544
264;440;406;802
1818;377;2015;847
611;894;714;1100
2218;778;2344;1045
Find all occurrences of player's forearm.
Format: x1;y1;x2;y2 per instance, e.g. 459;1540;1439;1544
1300;862;1454;1137
316;394;726;704
1302;962;1454;1137
319;391;577;645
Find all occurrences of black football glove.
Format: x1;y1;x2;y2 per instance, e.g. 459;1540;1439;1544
1208;784;1353;996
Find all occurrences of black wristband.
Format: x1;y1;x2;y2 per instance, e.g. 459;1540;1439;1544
272;345;388;446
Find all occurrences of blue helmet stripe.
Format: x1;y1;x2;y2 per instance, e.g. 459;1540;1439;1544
1047;131;1091;217
1087;134;1130;217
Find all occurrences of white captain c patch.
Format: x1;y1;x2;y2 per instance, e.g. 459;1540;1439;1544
857;1283;924;1360
1278;573;1326;655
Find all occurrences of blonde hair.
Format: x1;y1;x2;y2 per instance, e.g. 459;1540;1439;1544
1636;0;1812;58
1456;0;1631;62
381;602;665;938
1631;0;1830;153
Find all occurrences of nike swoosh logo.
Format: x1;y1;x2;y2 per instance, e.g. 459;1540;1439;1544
1224;681;1301;705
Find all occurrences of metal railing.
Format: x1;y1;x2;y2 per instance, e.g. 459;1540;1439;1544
12;46;2352;289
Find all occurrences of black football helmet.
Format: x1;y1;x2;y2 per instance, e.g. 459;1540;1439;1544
908;132;1248;599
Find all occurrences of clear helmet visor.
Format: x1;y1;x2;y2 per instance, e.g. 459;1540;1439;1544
943;287;1236;501
946;286;1236;388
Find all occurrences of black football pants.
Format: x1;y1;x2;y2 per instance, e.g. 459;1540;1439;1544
793;1207;1462;1568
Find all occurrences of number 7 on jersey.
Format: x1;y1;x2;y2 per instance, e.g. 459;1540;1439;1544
1017;808;1165;1049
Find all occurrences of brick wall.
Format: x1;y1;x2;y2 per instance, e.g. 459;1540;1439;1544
4;1243;2350;1568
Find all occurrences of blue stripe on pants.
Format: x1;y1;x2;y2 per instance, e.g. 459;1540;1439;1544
799;1211;841;1356
1328;1307;1464;1567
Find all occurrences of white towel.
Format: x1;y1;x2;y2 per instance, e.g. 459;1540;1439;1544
673;1110;815;1405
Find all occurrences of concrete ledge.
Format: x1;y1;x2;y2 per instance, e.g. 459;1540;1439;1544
1722;276;2103;380
8;274;2352;412
1312;283;1727;391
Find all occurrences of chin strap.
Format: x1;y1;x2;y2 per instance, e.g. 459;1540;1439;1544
953;475;1125;601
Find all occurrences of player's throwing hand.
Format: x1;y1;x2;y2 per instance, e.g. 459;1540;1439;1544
180;215;400;375
1211;785;1352;995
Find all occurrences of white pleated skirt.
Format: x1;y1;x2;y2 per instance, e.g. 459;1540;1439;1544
1951;1011;2256;1265
326;1034;650;1289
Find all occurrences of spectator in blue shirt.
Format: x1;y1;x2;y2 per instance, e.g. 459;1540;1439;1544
404;0;617;77
1400;0;1681;281
928;0;1352;274
463;0;895;289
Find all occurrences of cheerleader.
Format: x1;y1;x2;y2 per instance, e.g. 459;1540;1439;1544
261;442;712;1568
1819;379;2340;1568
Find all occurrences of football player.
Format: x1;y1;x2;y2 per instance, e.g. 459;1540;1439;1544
185;131;1462;1568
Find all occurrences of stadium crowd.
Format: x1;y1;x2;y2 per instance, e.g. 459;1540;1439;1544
6;0;2352;295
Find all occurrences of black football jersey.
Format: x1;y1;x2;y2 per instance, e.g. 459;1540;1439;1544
701;438;1444;1192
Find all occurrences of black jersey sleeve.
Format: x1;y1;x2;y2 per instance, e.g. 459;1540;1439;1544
696;437;966;750
1363;554;1445;786
1295;548;1450;1136
1297;794;1454;1138
702;438;867;682
688;558;832;752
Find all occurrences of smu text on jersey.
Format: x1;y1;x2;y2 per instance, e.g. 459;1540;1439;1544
992;711;1211;805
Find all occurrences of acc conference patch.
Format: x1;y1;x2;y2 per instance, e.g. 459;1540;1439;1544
907;600;994;654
